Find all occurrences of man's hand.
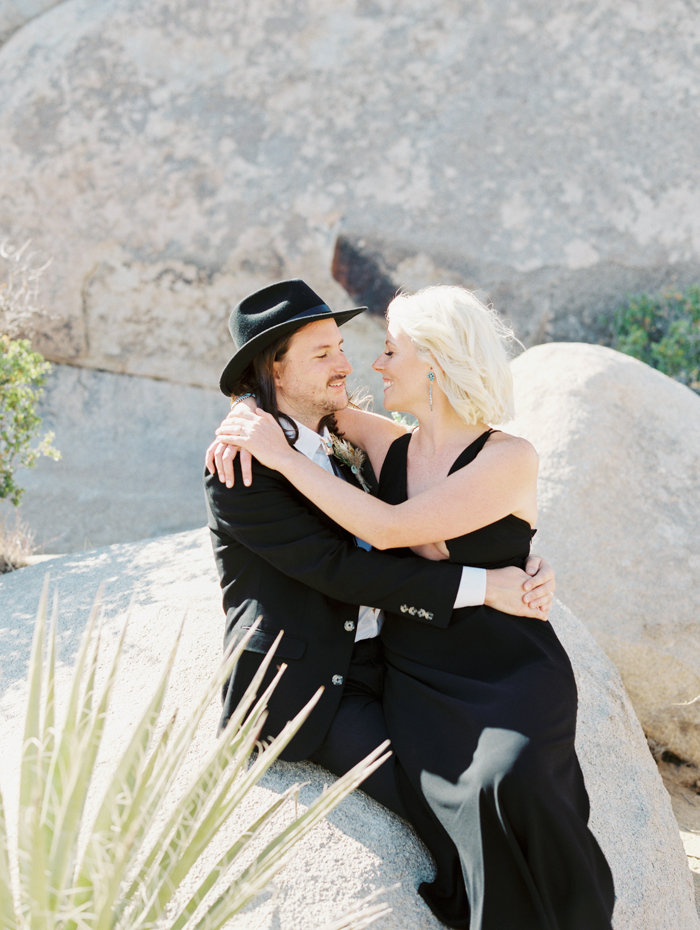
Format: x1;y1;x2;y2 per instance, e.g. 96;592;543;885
484;556;555;621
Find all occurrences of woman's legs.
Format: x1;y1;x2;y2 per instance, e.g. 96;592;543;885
422;727;615;930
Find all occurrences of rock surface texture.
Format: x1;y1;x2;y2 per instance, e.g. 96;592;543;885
0;0;61;44
0;528;697;929
1;362;231;552
0;0;698;397
509;343;700;769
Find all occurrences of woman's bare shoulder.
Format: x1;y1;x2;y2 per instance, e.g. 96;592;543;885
483;430;539;469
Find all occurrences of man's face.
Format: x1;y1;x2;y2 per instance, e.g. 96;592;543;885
273;319;353;429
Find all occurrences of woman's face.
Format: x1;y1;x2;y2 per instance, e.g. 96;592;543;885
372;323;430;413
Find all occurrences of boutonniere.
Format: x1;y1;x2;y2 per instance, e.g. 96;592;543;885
324;434;371;493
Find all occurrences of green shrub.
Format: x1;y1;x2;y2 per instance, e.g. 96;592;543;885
610;284;700;394
390;411;417;430
0;584;391;930
0;334;60;505
0;238;59;506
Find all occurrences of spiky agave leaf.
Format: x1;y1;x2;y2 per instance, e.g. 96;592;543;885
50;617;127;905
323;904;393;930
65;613;271;930
0;787;17;930
3;581;390;930
38;590;58;793
88;638;288;930
186;739;392;930
23;580;106;920
65;620;187;930
119;665;291;928
318;887;396;930
16;574;51;929
14;580;113;930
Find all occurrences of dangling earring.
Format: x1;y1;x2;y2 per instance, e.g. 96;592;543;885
428;370;435;411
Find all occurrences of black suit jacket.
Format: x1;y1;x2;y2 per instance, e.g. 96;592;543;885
204;453;462;760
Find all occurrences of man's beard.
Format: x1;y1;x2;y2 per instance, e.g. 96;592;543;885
279;379;349;423
317;382;349;414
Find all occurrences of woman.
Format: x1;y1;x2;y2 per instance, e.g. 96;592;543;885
212;286;615;930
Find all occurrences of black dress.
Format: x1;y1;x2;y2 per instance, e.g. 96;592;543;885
378;431;615;930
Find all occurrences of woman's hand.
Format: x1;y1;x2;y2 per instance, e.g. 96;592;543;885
522;555;555;616
205;437;251;487
484;557;555;621
205;398;257;487
214;408;294;480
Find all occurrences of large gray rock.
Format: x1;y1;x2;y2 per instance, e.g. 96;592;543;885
0;0;698;393
0;529;697;928
509;343;700;768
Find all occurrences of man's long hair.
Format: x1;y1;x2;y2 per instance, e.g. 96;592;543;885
232;331;340;444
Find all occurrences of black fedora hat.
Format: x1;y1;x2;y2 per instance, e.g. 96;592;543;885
219;279;367;396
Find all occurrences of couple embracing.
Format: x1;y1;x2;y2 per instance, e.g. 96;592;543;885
204;279;615;930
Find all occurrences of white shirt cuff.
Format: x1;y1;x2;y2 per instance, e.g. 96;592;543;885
455;567;487;608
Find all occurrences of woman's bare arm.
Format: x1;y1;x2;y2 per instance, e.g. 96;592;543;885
334;406;407;478
224;407;538;549
208;400;406;487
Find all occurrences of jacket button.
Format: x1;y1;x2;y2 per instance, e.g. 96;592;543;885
332;674;344;686
344;620;356;632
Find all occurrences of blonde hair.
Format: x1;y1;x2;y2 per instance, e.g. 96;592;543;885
386;285;517;425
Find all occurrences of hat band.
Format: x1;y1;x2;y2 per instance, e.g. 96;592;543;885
287;302;332;322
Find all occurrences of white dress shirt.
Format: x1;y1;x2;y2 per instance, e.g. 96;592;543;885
290;419;487;641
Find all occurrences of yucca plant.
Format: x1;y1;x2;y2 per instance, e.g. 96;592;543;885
0;579;392;930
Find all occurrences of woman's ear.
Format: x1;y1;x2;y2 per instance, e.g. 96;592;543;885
427;350;443;375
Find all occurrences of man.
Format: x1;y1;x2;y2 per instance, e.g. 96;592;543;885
204;278;554;816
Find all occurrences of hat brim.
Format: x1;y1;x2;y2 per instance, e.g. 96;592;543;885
219;305;367;396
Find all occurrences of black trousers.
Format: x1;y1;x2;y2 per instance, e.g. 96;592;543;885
309;636;409;820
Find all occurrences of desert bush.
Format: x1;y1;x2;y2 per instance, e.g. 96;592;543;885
0;238;52;341
0;513;35;572
0;335;60;505
0;584;391;930
0;239;60;506
610;284;700;394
